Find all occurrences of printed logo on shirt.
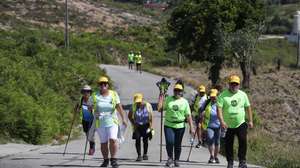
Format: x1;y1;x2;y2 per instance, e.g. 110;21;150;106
172;105;179;111
231;100;238;107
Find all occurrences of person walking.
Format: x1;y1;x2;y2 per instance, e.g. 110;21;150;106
158;83;194;167
79;85;95;155
201;89;220;164
135;51;142;73
217;75;253;168
88;76;127;168
128;93;154;162
190;84;207;148
128;51;134;70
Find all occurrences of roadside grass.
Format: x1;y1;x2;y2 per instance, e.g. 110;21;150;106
255;38;297;67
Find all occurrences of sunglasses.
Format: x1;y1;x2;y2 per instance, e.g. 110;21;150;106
230;82;239;86
99;82;108;86
174;89;183;92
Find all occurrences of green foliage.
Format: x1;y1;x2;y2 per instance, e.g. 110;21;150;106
247;130;300;168
167;0;266;85
0;29;104;144
255;38;297;66
265;3;300;34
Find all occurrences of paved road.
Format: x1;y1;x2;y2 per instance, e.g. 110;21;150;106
0;65;261;168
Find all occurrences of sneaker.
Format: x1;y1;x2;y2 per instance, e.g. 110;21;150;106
239;160;247;168
227;161;234;168
208;156;215;163
165;158;173;167
215;157;220;164
136;155;142;162
195;141;202;148
110;158;119;168
88;148;95;155
100;159;109;167
174;160;180;167
143;154;148;160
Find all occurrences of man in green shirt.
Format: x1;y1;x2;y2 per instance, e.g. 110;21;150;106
217;75;253;168
128;51;134;70
158;84;194;167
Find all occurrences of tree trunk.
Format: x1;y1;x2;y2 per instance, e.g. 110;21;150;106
240;61;251;89
210;63;221;86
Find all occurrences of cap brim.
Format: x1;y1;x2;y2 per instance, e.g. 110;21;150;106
229;80;240;84
134;98;143;103
210;93;217;97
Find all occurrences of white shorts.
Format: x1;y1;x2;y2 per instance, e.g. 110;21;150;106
96;124;118;143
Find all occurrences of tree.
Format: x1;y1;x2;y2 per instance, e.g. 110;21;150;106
167;0;266;86
227;23;265;88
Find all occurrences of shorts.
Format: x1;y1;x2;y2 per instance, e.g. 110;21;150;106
96;124;118;143
129;61;134;64
207;127;221;146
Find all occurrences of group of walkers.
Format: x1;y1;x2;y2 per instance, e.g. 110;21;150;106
127;51;142;73
75;74;253;168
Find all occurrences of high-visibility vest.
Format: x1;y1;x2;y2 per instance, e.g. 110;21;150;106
191;94;207;117
132;101;152;127
92;90;118;128
136;55;142;64
202;101;212;130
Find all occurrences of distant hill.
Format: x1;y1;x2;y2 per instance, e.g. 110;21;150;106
0;0;157;31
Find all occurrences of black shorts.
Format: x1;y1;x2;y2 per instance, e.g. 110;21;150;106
82;120;93;133
129;61;134;64
132;123;150;139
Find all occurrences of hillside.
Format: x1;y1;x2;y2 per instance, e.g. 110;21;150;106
0;0;157;31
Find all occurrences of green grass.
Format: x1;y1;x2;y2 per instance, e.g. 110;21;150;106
255;38;297;66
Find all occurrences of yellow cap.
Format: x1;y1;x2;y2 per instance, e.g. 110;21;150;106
210;89;218;97
97;76;109;83
229;75;240;84
198;85;206;92
174;84;183;90
134;93;143;103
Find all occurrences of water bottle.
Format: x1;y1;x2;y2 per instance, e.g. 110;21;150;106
189;134;194;145
118;124;127;144
221;128;227;138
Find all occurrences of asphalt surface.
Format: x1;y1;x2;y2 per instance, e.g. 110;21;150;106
0;65;262;168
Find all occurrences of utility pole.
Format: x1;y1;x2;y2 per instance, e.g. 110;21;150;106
64;0;69;49
297;32;300;68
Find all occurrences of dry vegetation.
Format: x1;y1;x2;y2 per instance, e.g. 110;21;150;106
0;0;156;31
150;66;300;142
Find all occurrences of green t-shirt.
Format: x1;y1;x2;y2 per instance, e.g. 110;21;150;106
128;53;134;62
217;89;250;128
163;96;191;128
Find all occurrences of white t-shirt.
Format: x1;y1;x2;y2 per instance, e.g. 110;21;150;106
88;91;120;128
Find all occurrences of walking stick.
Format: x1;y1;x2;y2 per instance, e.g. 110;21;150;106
187;126;198;162
63;104;79;156
82;134;89;162
156;78;170;162
159;94;164;163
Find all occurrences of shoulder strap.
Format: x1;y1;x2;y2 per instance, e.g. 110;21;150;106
200;98;211;113
109;90;117;110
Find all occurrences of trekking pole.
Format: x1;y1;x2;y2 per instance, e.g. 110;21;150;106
82;134;89;162
63;104;79;156
187;126;198;162
159;94;164;163
156;78;170;162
